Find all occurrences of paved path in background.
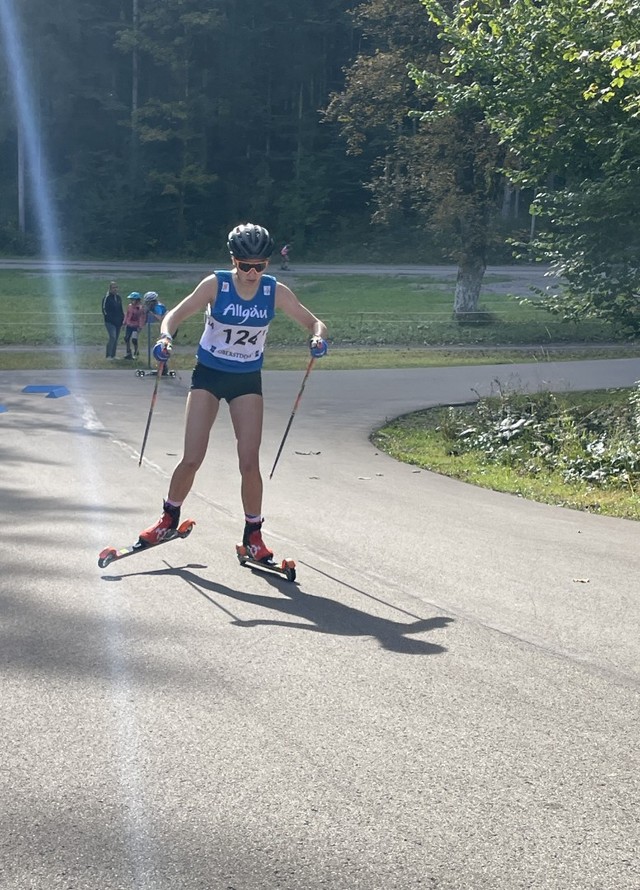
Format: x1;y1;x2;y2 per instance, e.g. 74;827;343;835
0;258;553;297
1;359;638;890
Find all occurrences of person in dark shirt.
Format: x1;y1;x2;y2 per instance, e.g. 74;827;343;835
102;281;124;359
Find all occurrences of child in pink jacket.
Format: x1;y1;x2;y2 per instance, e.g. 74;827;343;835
122;292;144;359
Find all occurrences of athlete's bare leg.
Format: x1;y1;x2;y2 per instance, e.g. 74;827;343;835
167;389;219;503
229;393;264;516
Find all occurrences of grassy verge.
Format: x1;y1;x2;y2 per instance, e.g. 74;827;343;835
0;269;634;354
372;388;640;520
2;344;640;373
2;267;639;370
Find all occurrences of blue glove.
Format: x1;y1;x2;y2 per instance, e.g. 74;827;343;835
309;336;328;358
153;335;173;363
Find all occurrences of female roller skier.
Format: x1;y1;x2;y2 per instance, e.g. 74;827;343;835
138;223;328;562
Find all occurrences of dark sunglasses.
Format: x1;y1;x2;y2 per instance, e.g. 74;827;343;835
236;259;268;273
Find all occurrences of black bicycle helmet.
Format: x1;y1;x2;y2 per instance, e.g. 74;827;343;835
227;223;275;260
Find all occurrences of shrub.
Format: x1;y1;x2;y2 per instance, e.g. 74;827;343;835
439;382;640;489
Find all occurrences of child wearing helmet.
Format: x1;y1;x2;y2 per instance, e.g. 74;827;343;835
122;292;144;359
137;222;328;563
142;290;166;320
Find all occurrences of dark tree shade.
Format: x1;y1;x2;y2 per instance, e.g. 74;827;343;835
0;0;370;257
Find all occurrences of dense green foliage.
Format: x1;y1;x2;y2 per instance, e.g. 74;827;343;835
0;0;378;258
3;0;640;335
0;0;536;270
418;0;640;334
373;386;640;518
326;0;525;314
437;386;640;489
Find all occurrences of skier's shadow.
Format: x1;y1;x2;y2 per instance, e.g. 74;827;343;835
135;563;453;655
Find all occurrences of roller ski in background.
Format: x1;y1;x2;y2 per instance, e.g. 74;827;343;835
235;517;296;582
136;368;176;378
98;519;195;568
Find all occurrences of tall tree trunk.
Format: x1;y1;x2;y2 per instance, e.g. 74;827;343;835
501;177;512;219
130;0;139;184
454;254;486;315
17;121;25;233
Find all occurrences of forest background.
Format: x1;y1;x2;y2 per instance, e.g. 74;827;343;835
1;0;639;332
0;0;396;260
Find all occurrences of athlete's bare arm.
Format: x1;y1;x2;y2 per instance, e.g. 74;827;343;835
161;274;218;338
275;282;328;339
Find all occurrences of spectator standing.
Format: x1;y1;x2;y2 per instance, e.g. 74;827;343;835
122;292;144;360
102;280;124;359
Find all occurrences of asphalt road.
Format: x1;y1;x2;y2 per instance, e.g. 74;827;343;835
1;359;638;890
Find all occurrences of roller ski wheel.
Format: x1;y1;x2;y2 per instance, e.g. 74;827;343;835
135;369;145;377
98;519;195;568
235;544;296;582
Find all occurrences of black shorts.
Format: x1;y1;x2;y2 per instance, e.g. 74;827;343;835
190;362;263;403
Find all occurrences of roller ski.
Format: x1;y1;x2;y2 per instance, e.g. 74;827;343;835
236;518;296;582
236;546;296;582
98;501;195;568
